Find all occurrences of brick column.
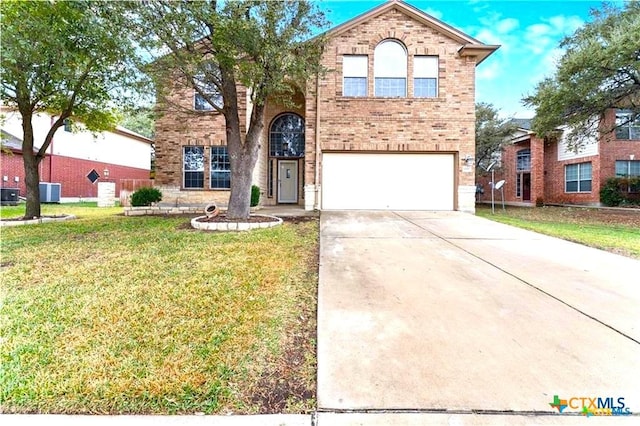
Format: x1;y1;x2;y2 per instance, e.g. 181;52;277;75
530;136;545;205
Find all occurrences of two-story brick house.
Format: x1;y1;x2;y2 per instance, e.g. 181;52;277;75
154;0;498;212
477;109;640;206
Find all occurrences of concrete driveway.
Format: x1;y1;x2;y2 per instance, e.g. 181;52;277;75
317;211;640;416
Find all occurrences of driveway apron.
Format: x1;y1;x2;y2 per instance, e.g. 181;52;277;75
317;211;640;413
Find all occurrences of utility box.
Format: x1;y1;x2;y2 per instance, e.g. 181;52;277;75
0;188;20;206
39;182;61;203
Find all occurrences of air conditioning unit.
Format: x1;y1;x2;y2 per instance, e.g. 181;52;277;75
0;188;20;206
39;182;61;203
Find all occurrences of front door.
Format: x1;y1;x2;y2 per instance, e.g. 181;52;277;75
522;173;531;201
278;160;298;203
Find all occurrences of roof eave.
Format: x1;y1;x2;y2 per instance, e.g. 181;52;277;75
458;44;501;66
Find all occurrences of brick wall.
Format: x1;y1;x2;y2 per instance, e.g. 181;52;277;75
0;151;149;199
309;7;478;210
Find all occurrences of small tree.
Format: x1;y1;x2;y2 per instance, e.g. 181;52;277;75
130;0;328;219
0;1;144;218
475;103;518;171
523;2;640;149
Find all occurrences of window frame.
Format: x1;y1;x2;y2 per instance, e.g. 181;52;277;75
183;146;205;189
516;149;531;172
615;160;640;192
269;113;305;158
210;146;231;190
413;56;439;98
565;162;592;193
342;55;368;97
615;110;640;140
193;72;223;111
374;40;407;97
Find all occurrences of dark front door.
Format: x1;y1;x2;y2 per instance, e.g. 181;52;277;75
522;173;531;201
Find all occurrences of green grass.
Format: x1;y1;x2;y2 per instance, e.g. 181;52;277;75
0;204;318;414
476;204;640;259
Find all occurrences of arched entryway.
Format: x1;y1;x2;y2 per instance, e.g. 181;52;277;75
268;113;305;203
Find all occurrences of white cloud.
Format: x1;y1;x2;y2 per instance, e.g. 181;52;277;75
496;17;519;34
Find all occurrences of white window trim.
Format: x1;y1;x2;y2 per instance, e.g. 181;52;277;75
414;56;438;98
565;162;592;193
342;55;368;97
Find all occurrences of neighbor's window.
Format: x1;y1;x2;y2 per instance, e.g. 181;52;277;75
414;56;438;98
615;160;640;192
193;73;223;111
565;162;592;192
183;146;205;188
343;55;368;97
615;110;640;140
210;146;231;189
374;40;407;97
516;149;531;171
63;118;72;132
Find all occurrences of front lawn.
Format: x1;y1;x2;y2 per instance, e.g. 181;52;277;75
0;204;318;414
476;204;640;259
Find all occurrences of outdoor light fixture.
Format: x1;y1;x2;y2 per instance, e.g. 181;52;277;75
103;168;110;178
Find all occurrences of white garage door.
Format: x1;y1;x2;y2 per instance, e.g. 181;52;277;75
322;153;454;210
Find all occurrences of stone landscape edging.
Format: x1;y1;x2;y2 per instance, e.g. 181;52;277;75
190;214;283;231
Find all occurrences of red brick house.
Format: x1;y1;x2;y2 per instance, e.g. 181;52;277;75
1;108;152;202
477;109;640;206
154;0;498;212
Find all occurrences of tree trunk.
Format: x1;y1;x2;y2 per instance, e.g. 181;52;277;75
21;113;43;219
226;103;264;219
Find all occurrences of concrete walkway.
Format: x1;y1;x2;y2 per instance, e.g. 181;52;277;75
317;211;640;421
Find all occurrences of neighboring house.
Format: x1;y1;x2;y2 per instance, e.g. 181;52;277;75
1;108;153;202
154;0;498;212
477;109;640;206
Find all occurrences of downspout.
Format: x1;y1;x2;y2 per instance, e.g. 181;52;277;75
314;72;321;210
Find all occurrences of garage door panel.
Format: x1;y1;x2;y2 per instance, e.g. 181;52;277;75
322;153;454;210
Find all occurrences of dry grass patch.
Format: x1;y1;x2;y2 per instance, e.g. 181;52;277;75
0;205;318;414
476;204;640;259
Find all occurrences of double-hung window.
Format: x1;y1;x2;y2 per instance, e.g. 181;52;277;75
343;55;368;97
210;146;231;189
193;69;223;111
565;162;592;193
615;160;640;192
615;110;640;140
374;40;407;97
414;56;438;98
183;146;205;188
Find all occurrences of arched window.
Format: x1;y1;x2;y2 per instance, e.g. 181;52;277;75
269;113;305;157
374;40;407;97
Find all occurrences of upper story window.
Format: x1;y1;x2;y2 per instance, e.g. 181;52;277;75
270;113;305;157
63;118;72;132
193;69;223;111
414;56;438;98
516;149;531;171
374;40;407;97
343;55;368;97
615;110;640;140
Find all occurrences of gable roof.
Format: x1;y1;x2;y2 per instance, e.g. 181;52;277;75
326;0;499;65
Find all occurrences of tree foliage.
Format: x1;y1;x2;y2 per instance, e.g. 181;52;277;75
130;0;328;219
0;0;144;218
475;103;518;171
524;1;640;148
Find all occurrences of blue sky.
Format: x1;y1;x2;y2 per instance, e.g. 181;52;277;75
317;0;613;119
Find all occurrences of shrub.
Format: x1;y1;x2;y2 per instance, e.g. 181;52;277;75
600;178;624;207
131;187;162;207
250;185;260;207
